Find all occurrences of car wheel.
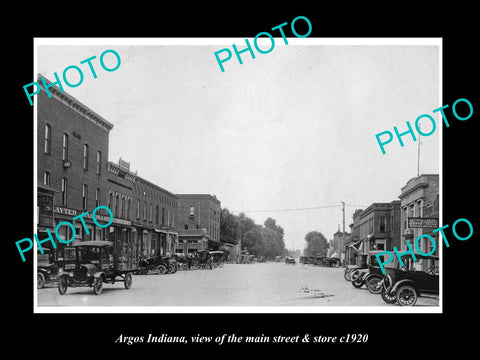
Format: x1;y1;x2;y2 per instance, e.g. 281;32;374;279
352;278;364;288
366;277;383;294
156;264;168;275
37;273;46;289
93;277;103;295
396;285;418;306
124;273;133;289
169;263;177;274
350;270;362;281
381;289;397;304
344;269;353;281
58;276;68;295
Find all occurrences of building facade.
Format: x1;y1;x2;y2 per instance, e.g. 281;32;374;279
37;75;113;258
398;174;439;271
132;176;179;258
332;227;350;265
347;201;401;265
176;194;221;252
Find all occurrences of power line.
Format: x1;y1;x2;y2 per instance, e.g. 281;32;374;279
229;204;345;214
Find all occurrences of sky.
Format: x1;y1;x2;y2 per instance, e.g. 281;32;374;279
36;39;440;251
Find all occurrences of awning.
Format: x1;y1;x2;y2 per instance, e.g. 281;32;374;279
348;240;363;252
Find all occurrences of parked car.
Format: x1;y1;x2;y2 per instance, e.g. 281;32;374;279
381;253;439;306
57;241;136;295
350;251;385;293
285;257;296;264
37;249;58;289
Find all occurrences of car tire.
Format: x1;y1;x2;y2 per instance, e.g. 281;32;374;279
344;269;353;281
350;270;362;281
58;276;68;295
352;278;364;288
169;263;177;274
396;285;418;306
366;277;383;294
124;273;133;289
37;273;46;289
381;289;397;304
156;264;168;275
93;277;103;295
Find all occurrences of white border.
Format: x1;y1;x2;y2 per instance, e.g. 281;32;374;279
33;37;442;314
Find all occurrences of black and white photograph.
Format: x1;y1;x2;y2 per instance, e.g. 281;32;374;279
33;39;441;311
7;7;478;355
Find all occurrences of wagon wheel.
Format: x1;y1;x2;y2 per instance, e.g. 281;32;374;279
124;272;133;289
93;277;103;295
37;273;46;289
58;276;68;295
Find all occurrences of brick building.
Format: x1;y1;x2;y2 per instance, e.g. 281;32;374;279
398;174;439;271
132;175;178;258
105;159;136;268
346;201;401;265
37;74;113;258
176;194;221;252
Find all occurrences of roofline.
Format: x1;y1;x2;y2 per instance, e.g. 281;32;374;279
37;74;114;132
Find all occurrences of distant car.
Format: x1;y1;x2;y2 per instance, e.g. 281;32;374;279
381;253;439;306
285;257;296;264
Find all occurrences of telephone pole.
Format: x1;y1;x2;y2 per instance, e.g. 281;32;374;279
341;201;345;267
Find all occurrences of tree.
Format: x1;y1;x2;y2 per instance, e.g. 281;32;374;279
304;231;328;257
220;208;237;245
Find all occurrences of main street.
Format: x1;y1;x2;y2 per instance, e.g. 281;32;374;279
37;261;439;308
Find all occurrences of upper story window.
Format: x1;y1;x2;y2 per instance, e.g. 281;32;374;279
43;172;50;186
189;206;195;217
379;217;386;232
96;151;102;175
61;178;68;205
95;188;100;208
83;144;89;170
62;133;69;161
44;124;51;154
82;184;88;210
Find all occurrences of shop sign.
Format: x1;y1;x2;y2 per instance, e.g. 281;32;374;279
54;206;78;217
408;217;439;228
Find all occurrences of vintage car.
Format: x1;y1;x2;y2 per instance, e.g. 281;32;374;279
57;241;136;295
285;256;296;264
381;253;439;306
350;251;385;293
37;249;58;289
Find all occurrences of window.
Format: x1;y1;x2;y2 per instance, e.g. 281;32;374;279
62;133;69;160
95;188;100;208
185;224;188;230
136;199;140;219
189;206;195;217
149;204;153;222
121;197;125;218
43;172;50;186
115;195;119;217
82;184;88;209
155;205;159;225
83;144;89;170
44;124;51;154
143;201;147;220
96;151;102;175
61;178;67;205
127;199;131;219
379;217;386;232
162;207;165;225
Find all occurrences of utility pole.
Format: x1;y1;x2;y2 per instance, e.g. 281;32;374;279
341;201;345;267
